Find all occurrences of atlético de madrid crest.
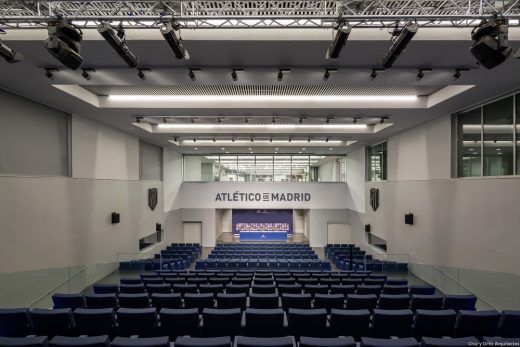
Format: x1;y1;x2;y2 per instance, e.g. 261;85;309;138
370;188;379;211
148;188;158;211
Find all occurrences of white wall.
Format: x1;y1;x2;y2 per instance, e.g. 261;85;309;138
309;209;349;247
346;147;366;213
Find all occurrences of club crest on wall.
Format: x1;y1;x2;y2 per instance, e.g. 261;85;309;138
148;188;158;211
370;188;379;211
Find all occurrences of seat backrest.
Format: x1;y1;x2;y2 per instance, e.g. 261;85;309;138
146;284;172;294
235;336;295;347
410;295;444;311
409;285;436;295
159;308;199;340
371;309;414;338
330;285;356;296
111;337;170;347
287;308;328;338
382;285;409;295
313;294;345;313
420;336;479;347
329;309;371;339
346;294;378;310
442;295;477;311
455;310;501;338
413;309;457;338
49;335;109;347
251;285;276;294
0;336;48;347
150;293;182;310
73;308;116;337
119;284;146;294
299;336;356;347
281;294;312;311
357;285;382;295
201;308;242;337
378;294;411;310
199;284;224;295
216;293;247;310
277;285;302;295
85;294;117;309
360;337;419;347
51;294;85;310
225;284;249;295
118;293;150;308
174;336;231;347
0;308;32;337
498;310;520;338
184;293;215;313
249;294;279;309
30;309;75;338
116;308;158;337
244;308;286;337
93;284;118;295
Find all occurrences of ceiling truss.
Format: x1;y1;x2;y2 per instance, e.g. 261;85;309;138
1;0;520;29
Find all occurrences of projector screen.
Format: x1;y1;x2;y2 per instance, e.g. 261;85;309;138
232;209;293;241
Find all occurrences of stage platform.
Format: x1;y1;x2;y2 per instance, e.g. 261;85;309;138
217;232;308;243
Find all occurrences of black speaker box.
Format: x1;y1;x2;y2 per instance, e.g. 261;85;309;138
111;212;120;224
156;223;162;232
405;213;414;225
364;224;371;233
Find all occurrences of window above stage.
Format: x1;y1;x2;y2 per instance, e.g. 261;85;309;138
183;154;346;182
366;141;388;181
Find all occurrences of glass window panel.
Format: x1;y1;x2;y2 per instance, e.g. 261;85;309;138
337;156;346;182
255;156;274;182
201;156;219;181
219;155;237;181
274;156;292;182
366;142;387;181
184;156;202;181
380;142;387;180
237;156;255;182
483;96;514;176
516;94;520;175
292;156;310;182
457;108;482;177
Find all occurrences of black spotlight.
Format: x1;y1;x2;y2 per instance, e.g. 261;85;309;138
0;39;23;63
97;22;138;68
370;68;385;80
470;17;512;69
188;68;200;81
45;19;84;70
381;23;418;68
81;68;95;80
231;68;243;82
323;68;338;81
44;68;59;80
137;68;150;81
416;68;432;80
160;21;190;60
277;68;291;82
326;22;352;59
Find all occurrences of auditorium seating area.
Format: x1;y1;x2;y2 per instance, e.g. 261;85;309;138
325;244;409;273
119;244;201;272
195;244;330;270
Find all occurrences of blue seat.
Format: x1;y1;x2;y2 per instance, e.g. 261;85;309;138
159;308;199;339
199;284;224;295
329;309;370;340
330;285;356;296
277;285;302;295
383;286;409;295
175;336;230;347
111;337;169;347
244;308;286;337
118;294;150;308
410;295;444;310
172;284;198;296
386;279;408;286
378;294;411;310
184;293;215;314
92;285;118;295
234;336;295;347
49;336;109;347
409;286;436;295
454;310;501;339
346;294;378;310
498;310;520;338
442;295;477;311
414;309;457;338
420;337;479;347
73;308;116;337
249;294;279;309
119;284;146;294
225;285;249;295
483;337;520;344
51;294;85;310
0;308;32;337
116;308;159;337
150;293;182;309
281;294;312;311
84;294;117;309
30;309;75;338
371;309;414;338
313;294;344;313
201;308;242;337
216;293;247;311
120;278;142;285
251;285;276;295
145;284;172;294
299;337;355;347
0;337;48;347
304;285;329;298
357;285;382;295
361;338;419;347
287;309;328;338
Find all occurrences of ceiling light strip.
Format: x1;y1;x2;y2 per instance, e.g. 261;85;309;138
108;95;418;102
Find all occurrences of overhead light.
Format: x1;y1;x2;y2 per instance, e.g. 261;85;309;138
353;117;359;124
108;94;417;102
277;68;291;82
171;139;347;147
231;68;243;82
160;21;190;60
326;23;352;59
0;39;23;63
193;138;197;142
323;68;338;81
135;116;143;123
381;23;418;68
97;22;138;68
416;68;432;80
217;117;222;123
270;138;273;142
212;138;216;142
370;68;385;80
250;137;254;142
326;137;329;142
289;138;292;143
188;68;200;81
137;68;150;81
244;117;249;124
272;117;276;124
308;137;311;142
470;17;511;69
44;68;59;80
194;147;198;150
45;19;84;70
81;68;94;80
326;117;331;124
380;116;389;124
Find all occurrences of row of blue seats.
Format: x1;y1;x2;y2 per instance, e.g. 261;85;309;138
208;255;320;260
52;292;478;312
338;260;409;273
119;260;188;272
195;260;331;271
5;335;519;347
153;269;373;277
1;307;519;340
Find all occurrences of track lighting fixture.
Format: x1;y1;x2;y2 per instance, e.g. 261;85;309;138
193;138;197;142
470;16;511;69
45;19;84;70
163;117;169;123
161;21;189;60
217;117;222;123
380;116;389;124
326;22;352;59
97;22;138;68
299;117;303;124
231;68;243;82
44;68;59;80
0;39;23;63
381;23;418;68
288;138;292;143
232;138;235;143
269;138;273;142
416;68;432;80
213;138;216;142
173;137;178;142
250;137;254;142
453;68;469;79
190;117;195;123
323;68;338;81
308;137;311;142
370;68;385;80
353;117;359;124
135;116;143;123
326;117;331;124
188;68;200;81
137;68;150;81
81;68;95;80
277;68;290;82
272;117;276;124
244;117;249;124
326;137;329;142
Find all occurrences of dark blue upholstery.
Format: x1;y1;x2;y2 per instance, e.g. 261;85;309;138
420;337;479;347
498;310;520;338
483;337;520;344
184;293;215;314
251;285;276;295
0;337;48;347
249;294;279;309
159;308;199;339
360;337;419;347
119;278;142;285
119;284;146;294
409;286;436;296
150;293;182;309
51;295;84;310
30;309;75;338
414;309;457;338
281;294;312;311
330;285;356;296
244;308;286;337
72;308;116;337
216;293;247;311
356;285;382;295
145;284;171;294
199;285;224;295
111;337;169;347
329;309;370;339
116;308;159;337
118;294;150;308
172;284;198;296
410;295;444;311
201;308;241;338
234;336;295;347
383;286;409;295
346;294;378;310
277;285;302;296
455;310;501;339
386;280;408;286
175;336;230;347
442;296;477;311
49;336;109;347
92;285;118;295
84;294;117;310
287;309;327;339
313;294;344;313
0;308;32;337
299;337;355;347
303;285;328;298
371;309;414;338
225;285;249;295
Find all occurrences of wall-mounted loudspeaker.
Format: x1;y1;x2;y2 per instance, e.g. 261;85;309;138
111;212;120;224
364;224;371;233
405;213;414;225
156;223;162;232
